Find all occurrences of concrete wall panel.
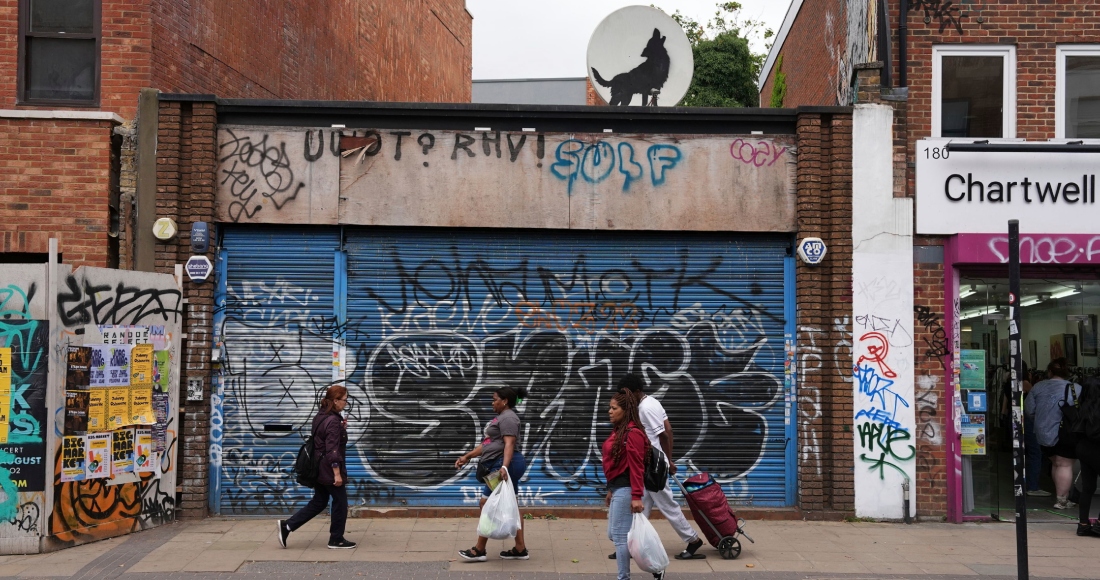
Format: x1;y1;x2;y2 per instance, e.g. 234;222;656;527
215;128;340;225
215;128;797;232
852;104;916;519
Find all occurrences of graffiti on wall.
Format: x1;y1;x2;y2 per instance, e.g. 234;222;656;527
910;0;966;34
0;269;49;542
981;235;1100;265
214;239;788;512
216;128;798;233
46;267;182;547
852;265;916;518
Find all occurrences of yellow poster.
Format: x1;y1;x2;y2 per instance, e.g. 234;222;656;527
129;386;155;425
88;389;108;432
61;436;87;482
107;387;130;430
112;428;135;474
0;347;11;444
130;344;154;386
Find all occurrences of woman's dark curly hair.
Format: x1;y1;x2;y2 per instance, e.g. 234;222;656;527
609;391;648;465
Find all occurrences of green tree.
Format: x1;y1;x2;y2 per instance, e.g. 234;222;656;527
659;2;772;107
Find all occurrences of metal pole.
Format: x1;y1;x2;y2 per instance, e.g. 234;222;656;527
1008;219;1028;580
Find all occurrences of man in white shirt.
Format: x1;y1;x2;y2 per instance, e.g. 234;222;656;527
612;373;705;560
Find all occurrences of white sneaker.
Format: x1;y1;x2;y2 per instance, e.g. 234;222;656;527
1053;496;1070;510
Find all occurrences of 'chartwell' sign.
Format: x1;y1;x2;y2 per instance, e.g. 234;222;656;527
915;139;1100;235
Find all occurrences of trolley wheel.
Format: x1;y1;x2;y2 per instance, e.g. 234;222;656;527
718;536;741;559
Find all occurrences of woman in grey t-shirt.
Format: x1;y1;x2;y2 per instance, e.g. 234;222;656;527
1024;357;1081;510
454;386;529;561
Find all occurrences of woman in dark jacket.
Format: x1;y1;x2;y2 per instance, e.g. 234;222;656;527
276;385;355;549
601;391;658;580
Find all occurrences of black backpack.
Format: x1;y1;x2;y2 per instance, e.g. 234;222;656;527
631;429;669;492
293;419;325;488
644;444;670;492
1068;379;1100;443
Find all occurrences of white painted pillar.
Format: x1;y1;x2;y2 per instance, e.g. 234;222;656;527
852;104;917;519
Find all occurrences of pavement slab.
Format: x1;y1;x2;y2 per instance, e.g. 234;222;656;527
0;517;1094;579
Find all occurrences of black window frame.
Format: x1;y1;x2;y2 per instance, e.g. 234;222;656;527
17;0;102;107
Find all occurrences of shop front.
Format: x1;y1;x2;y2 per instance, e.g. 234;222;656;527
209;117;805;513
917;140;1100;522
185;101;858;517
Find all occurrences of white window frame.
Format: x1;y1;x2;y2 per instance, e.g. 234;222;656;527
931;45;1016;139
1055;45;1100;139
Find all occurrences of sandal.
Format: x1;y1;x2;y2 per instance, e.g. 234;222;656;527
675;537;707;559
500;547;530;560
458;546;487;562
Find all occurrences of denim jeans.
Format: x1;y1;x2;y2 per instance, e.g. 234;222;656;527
607;486;633;580
479;452;526;497
285;484;348;543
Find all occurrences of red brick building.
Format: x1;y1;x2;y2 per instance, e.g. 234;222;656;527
761;1;1100;523
1;1;470;531
1;0;472;268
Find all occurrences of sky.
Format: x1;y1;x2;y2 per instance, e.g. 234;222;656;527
466;0;792;80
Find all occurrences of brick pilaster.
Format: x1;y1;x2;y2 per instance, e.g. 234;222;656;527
795;111;855;515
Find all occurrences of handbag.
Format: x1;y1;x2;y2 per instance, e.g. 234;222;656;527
475;457;496;484
1057;381;1080;448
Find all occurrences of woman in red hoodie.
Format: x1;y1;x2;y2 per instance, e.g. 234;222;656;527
602;391;660;580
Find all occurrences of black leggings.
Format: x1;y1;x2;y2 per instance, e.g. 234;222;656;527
1076;439;1100;524
285;484;348;543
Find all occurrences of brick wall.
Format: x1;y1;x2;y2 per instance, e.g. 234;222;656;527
913;255;948;518
759;0;846;108
155;98;217;519
885;0;1100;196
0;1;154;119
0;119;116;266
2;0;472;115
151;0;471;102
795;110;855;516
586;78;605;106
4;0;471;270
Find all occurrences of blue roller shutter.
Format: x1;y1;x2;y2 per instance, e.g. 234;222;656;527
344;228;793;507
215;228;340;515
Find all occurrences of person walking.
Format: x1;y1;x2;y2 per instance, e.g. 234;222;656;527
616;374;705;560
1073;377;1100;537
602;390;662;580
455;386;529;562
276;385;356;549
1025;358;1081;510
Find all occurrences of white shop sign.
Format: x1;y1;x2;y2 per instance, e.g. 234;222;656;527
915;139;1100;235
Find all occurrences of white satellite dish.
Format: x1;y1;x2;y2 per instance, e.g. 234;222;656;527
586;5;693;107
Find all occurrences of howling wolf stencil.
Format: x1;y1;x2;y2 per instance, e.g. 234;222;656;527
591;28;670;106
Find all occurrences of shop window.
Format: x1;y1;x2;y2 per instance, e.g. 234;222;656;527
932;46;1016;139
18;0;100;105
1057;46;1100;139
958;277;1099;518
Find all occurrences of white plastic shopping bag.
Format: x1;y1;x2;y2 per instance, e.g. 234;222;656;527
627;512;669;573
477;467;521;540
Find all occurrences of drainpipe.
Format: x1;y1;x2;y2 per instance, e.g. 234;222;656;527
899;0;908;87
902;478;912;524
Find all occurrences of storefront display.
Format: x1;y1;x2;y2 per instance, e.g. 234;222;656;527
918;139;1100;522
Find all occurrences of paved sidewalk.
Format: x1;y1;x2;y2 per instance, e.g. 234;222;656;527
0;517;1095;579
